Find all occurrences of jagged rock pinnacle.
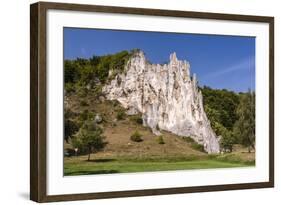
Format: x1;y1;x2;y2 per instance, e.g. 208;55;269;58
170;52;178;63
102;51;220;153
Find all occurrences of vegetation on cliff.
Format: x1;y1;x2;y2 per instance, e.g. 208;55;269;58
64;50;132;90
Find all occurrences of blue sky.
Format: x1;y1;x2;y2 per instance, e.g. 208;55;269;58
64;27;255;92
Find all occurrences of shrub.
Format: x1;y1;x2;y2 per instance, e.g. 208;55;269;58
92;85;103;97
80;100;89;106
77;87;88;97
183;136;195;143
65;83;75;94
116;109;126;120
191;143;205;152
78;110;96;122
79;110;89;121
157;136;165;144
136;117;143;124
130;115;143;124
111;100;119;107
182;136;206;152
156;124;160;131
64;108;76;119
130;131;143;142
87;112;94;120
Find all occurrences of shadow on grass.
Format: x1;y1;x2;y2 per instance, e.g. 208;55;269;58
65;169;119;176
241;151;255;154
86;158;117;163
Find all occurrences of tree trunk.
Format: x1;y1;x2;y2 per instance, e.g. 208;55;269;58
251;144;255;151
87;147;91;161
248;146;251;153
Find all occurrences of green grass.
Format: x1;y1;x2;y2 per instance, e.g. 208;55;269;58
64;156;254;176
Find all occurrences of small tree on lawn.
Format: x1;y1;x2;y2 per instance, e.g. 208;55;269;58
72;121;106;161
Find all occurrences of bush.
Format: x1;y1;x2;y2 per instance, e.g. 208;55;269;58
130;131;143;142
92;85;103;97
136;117;143;124
182;136;205;152
156;124;160;131
77;87;88;98
183;136;195;143
157;136;165;144
111;100;119;107
80;100;89;106
79;110;89;121
130;115;143;124
78;110;96;122
65;83;75;94
191;143;205;152
116;109;126;120
64;108;76;119
87;112;94;120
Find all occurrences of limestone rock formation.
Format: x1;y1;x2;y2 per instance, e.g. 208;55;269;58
102;50;220;153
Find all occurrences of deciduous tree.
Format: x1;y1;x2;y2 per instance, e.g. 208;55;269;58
72;122;107;161
234;91;255;152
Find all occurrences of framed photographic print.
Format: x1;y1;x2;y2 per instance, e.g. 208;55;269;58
30;1;274;202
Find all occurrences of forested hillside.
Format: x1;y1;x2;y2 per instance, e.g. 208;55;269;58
201;86;255;152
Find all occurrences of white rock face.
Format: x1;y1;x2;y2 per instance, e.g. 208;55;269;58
102;51;220;153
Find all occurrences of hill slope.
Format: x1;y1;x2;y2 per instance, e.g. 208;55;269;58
64;91;206;159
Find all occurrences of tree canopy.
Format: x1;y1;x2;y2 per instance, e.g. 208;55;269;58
72;121;107;161
201;86;255;152
64;50;132;90
233;91;255;152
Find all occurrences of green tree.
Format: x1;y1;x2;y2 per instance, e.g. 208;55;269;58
201;86;239;130
234;91;255;152
201;86;244;149
72;122;107;161
79;64;95;85
219;127;235;152
64;119;79;143
64;109;79;143
64;60;78;84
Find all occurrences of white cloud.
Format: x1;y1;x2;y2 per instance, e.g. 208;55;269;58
201;56;255;80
